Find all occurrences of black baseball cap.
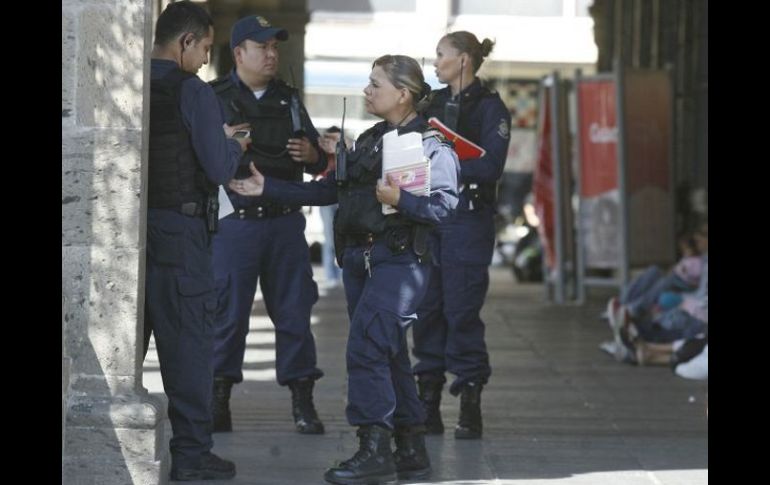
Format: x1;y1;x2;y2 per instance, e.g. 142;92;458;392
230;15;288;50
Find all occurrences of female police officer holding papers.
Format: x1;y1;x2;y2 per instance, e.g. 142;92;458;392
230;54;459;485
412;32;512;440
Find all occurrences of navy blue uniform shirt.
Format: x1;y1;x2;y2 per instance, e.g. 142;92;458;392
431;79;511;186
150;59;241;185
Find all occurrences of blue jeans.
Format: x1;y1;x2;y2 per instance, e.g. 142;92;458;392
621;266;692;319
635;308;707;343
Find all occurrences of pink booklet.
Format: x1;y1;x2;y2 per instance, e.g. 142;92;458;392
381;130;430;215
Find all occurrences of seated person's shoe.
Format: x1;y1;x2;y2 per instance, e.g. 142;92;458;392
670;336;708;369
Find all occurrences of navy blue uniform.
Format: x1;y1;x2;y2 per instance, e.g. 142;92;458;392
145;59;241;468
413;79;512;395
212;72;326;386
261;116;459;428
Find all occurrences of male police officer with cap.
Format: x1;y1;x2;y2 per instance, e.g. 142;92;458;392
209;15;326;435
145;1;249;480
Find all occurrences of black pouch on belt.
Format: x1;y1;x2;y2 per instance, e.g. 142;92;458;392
411;225;429;258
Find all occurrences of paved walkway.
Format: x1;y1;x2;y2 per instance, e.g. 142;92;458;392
143;266;708;484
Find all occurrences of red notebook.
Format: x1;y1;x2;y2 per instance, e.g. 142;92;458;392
428;117;486;161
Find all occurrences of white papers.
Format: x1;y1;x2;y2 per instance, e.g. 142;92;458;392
381;130;430;215
218;185;234;219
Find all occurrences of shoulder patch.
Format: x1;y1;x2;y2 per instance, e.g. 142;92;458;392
422;129;448;145
497;118;510;139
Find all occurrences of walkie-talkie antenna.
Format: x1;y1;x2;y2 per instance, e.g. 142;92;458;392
289;65;297;87
288;65;305;136
458;57;464;108
335;97;348;187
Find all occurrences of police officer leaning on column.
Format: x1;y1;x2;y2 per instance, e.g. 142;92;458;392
207;15;327;435
144;1;249;481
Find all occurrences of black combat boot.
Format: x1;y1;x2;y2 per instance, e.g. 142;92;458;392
455;381;483;439
324;425;397;485
288;377;325;434
393;425;431;480
417;373;445;434
212;377;233;433
170;451;236;481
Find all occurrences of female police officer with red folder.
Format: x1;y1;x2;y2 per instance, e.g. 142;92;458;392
412;32;512;440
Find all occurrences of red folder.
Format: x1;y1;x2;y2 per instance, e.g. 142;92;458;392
428;117;486;160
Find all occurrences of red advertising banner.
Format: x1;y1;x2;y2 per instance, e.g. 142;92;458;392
576;69;675;286
577;79;620;269
533;85;555;269
578;81;618;198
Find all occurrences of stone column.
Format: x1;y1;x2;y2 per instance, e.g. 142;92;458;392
62;1;167;484
62;296;69;473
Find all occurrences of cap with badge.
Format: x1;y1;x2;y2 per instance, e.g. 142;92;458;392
230;15;288;50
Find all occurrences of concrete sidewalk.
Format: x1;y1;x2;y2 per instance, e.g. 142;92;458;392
143;266;707;484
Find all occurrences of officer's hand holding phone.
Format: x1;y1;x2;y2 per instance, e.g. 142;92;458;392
224;122;252;152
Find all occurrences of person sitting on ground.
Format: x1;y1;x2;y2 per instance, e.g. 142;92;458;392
613;226;708;365
606;225;707;356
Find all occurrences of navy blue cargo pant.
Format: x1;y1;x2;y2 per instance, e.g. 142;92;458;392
412;206;494;395
342;241;429;429
144;209;215;469
212;211;323;385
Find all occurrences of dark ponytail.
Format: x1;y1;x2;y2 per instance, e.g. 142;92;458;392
443;31;495;73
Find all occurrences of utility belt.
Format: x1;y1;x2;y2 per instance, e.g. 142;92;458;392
336;225;430;267
463;182;498;209
159;197;219;233
178;201;205;217
229;204;301;220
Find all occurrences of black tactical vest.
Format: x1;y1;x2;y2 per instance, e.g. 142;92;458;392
422;82;500;206
423;83;496;147
148;68;215;209
335;119;442;236
211;77;302;181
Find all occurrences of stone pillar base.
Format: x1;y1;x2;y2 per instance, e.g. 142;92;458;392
63;391;168;485
62;356;70;471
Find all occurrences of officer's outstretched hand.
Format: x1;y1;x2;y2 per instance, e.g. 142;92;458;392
376;175;401;207
228;162;265;197
287;137;320;164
